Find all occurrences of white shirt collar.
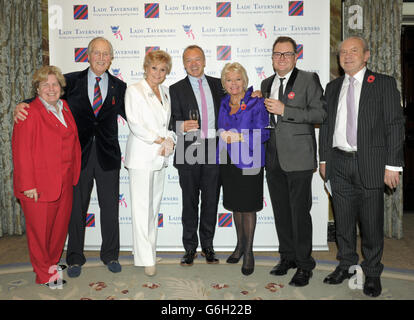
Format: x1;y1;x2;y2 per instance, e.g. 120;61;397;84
346;66;366;84
39;96;63;113
276;68;294;83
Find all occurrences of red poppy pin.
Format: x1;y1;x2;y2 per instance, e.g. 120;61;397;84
112;96;116;105
240;102;247;110
288;92;295;100
367;75;375;83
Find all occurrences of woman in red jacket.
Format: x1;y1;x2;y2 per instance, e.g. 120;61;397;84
12;66;81;287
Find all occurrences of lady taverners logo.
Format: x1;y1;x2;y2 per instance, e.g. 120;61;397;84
288;92;295;99
367;75;375;83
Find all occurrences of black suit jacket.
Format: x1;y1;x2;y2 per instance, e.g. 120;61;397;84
63;68;127;171
169;75;224;168
319;69;405;189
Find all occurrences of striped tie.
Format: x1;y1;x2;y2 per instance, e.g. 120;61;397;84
93;77;103;116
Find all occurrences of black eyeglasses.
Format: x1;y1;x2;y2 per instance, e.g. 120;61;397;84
272;52;296;59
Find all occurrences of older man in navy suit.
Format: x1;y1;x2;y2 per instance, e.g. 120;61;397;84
14;37;126;278
319;36;405;297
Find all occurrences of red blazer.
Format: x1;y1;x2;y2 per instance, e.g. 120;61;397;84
12;97;81;202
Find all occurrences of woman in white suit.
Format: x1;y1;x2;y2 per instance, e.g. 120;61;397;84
124;50;176;276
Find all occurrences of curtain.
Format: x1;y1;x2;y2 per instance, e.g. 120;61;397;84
0;0;42;236
343;0;404;239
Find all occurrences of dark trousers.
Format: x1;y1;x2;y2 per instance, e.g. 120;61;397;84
266;154;315;271
66;142;120;265
330;149;384;277
178;164;220;251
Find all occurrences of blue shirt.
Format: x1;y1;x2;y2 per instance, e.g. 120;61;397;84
188;74;216;138
217;87;270;169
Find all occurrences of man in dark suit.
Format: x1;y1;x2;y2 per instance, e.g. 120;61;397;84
261;36;326;287
319;36;404;297
14;37;126;277
169;45;225;266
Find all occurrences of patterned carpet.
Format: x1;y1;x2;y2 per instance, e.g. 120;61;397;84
1;254;414;301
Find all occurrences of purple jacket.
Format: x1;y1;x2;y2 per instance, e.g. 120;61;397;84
217;87;270;169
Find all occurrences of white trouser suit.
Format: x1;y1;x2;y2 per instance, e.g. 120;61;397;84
124;79;175;266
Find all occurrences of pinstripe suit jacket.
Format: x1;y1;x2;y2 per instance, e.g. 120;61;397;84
319;69;405;189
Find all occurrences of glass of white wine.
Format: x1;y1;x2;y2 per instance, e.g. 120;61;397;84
189;109;201;145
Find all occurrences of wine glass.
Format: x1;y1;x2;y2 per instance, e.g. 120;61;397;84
188;109;201;145
264;91;275;129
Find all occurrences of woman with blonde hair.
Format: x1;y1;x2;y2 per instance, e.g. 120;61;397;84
124;50;176;276
217;62;269;275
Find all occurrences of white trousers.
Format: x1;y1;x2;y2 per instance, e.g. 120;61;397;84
128;167;165;266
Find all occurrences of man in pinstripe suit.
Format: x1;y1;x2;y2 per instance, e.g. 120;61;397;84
319;36;405;297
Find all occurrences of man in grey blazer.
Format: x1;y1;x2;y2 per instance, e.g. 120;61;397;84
261;36;326;287
319;36;404;297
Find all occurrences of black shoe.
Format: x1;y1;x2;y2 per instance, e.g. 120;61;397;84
241;251;254;276
270;259;297;276
201;247;219;264
67;264;82;278
180;250;197;266
226;251;243;264
323;266;354;285
363;276;382;298
289;268;313;287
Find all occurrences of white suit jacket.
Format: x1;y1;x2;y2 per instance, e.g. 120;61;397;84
124;79;175;170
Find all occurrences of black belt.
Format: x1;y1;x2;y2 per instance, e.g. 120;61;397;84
333;147;357;158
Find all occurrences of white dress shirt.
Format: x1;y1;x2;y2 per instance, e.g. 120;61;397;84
39;97;67;127
270;69;293;123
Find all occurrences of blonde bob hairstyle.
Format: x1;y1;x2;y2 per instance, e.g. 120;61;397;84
143;50;172;76
33;65;66;96
221;62;249;93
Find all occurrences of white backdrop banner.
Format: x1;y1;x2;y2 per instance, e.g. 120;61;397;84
49;0;330;251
